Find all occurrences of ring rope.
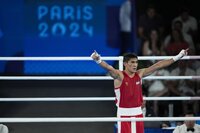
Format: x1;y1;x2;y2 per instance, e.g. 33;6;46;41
0;56;199;61
0;57;122;61
0;97;199;102
0;117;200;123
0;76;199;80
0;56;199;123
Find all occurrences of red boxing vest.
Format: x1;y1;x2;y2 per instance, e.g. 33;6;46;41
115;71;143;108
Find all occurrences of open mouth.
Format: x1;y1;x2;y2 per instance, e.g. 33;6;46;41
133;68;137;71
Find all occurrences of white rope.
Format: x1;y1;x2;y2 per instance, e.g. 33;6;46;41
144;76;200;80
0;76;111;80
0;117;200;123
0;56;199;61
138;56;200;60
0;97;199;102
0;97;114;102
0;57;121;61
145;97;200;101
0;76;199;80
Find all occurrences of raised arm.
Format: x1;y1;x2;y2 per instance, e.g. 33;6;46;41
90;51;121;79
139;49;188;77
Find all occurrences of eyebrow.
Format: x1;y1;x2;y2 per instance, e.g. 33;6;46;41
130;60;138;63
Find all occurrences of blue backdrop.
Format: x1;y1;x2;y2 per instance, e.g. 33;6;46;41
0;0;138;75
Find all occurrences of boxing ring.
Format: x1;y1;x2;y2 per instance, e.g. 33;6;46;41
0;55;200;133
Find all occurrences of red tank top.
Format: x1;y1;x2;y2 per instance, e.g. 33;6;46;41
114;71;143;108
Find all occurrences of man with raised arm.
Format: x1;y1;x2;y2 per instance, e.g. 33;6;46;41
91;49;188;133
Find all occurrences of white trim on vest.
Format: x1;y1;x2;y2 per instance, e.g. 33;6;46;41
117;106;142;116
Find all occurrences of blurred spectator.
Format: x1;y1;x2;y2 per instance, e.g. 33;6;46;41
176;121;184;126
196;68;200;95
172;7;198;44
142;94;156;117
142;93;158;129
148;69;170;97
119;0;142;56
171;61;196;96
119;0;135;55
141;27;169;114
147;69;170;116
196;68;200;113
164;20;195;53
173;112;200;133
0;124;8;133
141;28;164;73
138;4;164;42
142;29;164;56
164;29;189;56
191;60;200;70
161;121;171;129
169;61;196;115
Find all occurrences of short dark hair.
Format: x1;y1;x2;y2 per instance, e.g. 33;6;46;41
180;7;190;14
123;53;138;63
174;20;183;27
147;4;156;10
185;111;195;116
